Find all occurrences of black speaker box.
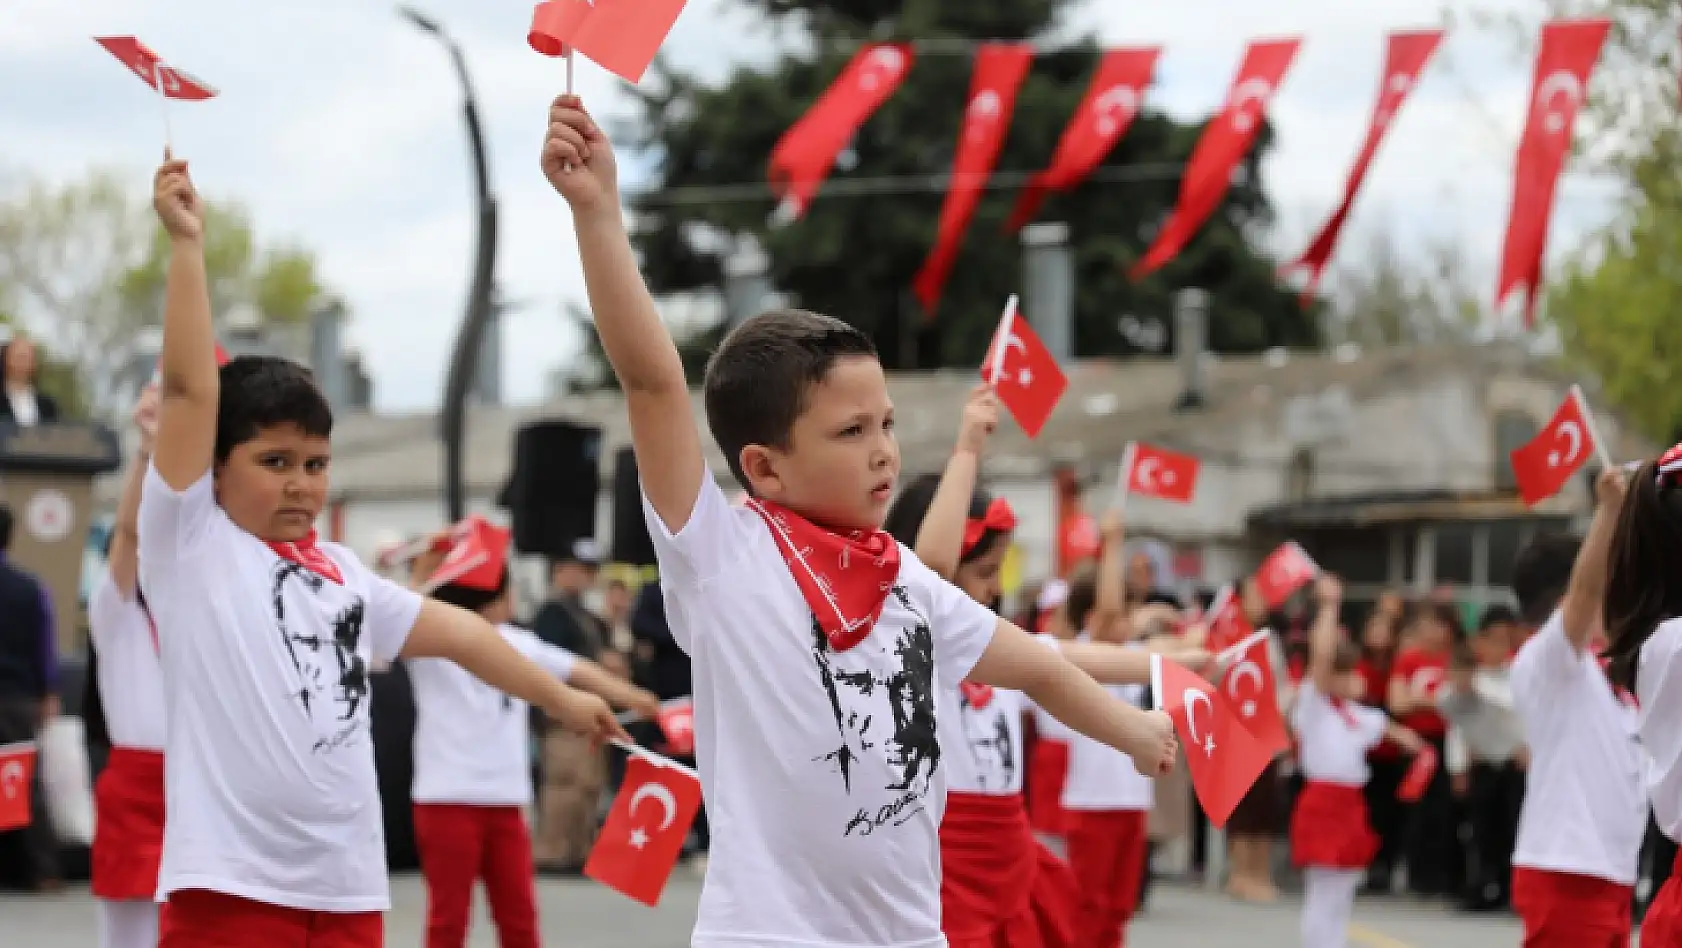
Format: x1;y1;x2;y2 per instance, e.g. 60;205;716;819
504;419;602;558
611;445;657;567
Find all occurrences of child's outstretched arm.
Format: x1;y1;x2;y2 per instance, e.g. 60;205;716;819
1306;574;1343;696
403;600;629;743
543;96;703;534
1056;638;1211;686
971;619;1178;775
1561;468;1627;652
149;156;219;491
914;385;997;578
107;386;159;598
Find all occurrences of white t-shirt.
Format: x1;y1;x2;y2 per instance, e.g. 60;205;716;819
1061;681;1153;811
1636;618;1682;842
1511;611;1646;885
138;468;424;912
8;389;38;426
941;687;1025;796
89;573;167;752
409;623;576;806
1033;703;1075;744
1292;681;1388;787
644;472;997;948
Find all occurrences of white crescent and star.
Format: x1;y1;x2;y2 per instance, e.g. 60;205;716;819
1549;420;1583;468
1183;688;1216;756
628;781;678;833
1092;84;1140;139
0;760;22;798
1374;72;1415;127
1227;660;1265;718
1535;71;1583;136
859;47;907;92
1135;457;1161;490
1228;78;1274;133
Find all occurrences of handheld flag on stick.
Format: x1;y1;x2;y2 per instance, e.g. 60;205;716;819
588;739;703;905
94;36;217;150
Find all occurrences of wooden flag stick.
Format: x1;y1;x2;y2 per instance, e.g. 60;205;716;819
1572;384;1616;471
152;61;173;150
987;295;1018;386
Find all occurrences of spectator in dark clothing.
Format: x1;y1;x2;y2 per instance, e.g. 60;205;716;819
627;577;707;856
531;539;608;660
0;503;61;890
0;336;61;428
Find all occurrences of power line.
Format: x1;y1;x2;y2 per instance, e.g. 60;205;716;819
628;161;1186;206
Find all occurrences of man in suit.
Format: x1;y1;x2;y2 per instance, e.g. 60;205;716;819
0;503;61;890
0;337;61;427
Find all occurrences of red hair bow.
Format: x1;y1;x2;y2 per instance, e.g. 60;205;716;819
961;497;1017;556
1658;444;1682;488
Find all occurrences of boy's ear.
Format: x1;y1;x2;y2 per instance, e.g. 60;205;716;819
739;444;783;497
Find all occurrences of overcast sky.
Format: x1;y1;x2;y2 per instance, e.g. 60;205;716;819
0;0;1620;413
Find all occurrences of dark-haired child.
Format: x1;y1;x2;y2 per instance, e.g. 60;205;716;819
406;519;659;948
883;388;1206;948
543;97;1176;948
1511;469;1644;947
89;385;167;948
141;156;625;948
1291;574;1424;948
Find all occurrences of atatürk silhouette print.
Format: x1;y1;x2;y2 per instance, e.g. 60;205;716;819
271;562;371;753
961;692;1016;791
811;587;942;837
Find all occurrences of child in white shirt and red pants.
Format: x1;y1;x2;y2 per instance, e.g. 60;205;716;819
1291;574;1424;948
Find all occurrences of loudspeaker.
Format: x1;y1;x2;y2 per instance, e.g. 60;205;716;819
611;445;657;567
503;420;602;558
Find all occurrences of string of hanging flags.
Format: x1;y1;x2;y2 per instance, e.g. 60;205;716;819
766;19;1616;326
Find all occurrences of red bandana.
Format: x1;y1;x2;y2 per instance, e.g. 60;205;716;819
961;497;1018;557
748;498;901;652
959;680;996;710
268;531;344;585
1328;694;1360;729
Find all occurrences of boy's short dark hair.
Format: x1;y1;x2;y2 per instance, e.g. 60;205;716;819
431;567;511;615
1512;533;1580;627
214;356;334;463
1477;604;1519;634
703;309;878;491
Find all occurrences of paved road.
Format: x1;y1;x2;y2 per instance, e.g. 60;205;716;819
4;867;1534;947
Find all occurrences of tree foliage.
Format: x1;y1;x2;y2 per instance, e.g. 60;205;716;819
610;0;1319;382
0;170;330;417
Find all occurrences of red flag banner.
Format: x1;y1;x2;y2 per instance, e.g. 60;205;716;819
1497;18;1610;325
0;741;36;832
1254;541;1319;609
1123;442;1201;504
657;699;696;757
1204;585;1254;654
769;44;914;221
1130;38;1301;280
1510;385;1598;506
1397;745;1439;803
1008;47;1160;232
94;36;217;100
528;0;691;83
981;302;1068;438
913;43;1035;317
585;752;703;905
1219;632;1290;754
1285;30;1443;296
1153;655;1275;828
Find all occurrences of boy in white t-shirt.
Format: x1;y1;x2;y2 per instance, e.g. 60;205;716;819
406;518;660;948
541;97;1177;948
142;156;626;948
89;384;168;948
1509;469;1645;947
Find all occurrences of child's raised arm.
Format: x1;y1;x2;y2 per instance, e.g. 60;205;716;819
543;96;703;535
150;156;219;491
107;386;159;597
1306;573;1343;695
913;385;997;578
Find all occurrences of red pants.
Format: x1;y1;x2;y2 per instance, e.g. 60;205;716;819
92;747;166;900
1064;810;1148;948
160;889;382;948
1644;849;1682;948
1511;867;1632;948
1026;740;1070;837
942;792;1074;948
412;803;539;948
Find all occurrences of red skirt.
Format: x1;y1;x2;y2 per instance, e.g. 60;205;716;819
942;792;1074;948
1644;850;1682;948
93;747;166;900
1512;867;1632;947
1026;740;1070;837
1289;781;1377;870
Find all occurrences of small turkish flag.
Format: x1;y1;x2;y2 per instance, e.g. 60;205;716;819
585;754;702;906
1254;542;1318;610
1124;442;1200;504
657;699;695;757
1153;655;1275;828
94;37;217;100
1397;745;1439;803
1219;633;1289;754
981;300;1067;438
1203;585;1253;654
529;0;691;84
424;516;512;594
1510;386;1597;506
0;741;36;832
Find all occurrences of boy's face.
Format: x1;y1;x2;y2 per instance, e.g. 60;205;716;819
214;423;331;543
742;355;899;530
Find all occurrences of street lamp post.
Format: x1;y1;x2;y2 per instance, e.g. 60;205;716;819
400;6;499;522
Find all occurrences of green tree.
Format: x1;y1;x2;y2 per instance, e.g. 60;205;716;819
0;170;330;417
1324;228;1485;348
615;0;1318;381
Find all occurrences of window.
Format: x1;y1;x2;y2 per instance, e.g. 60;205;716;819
1495;412;1541;492
1435;523;1476;584
1487;520;1526;587
1309;528;1389;585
